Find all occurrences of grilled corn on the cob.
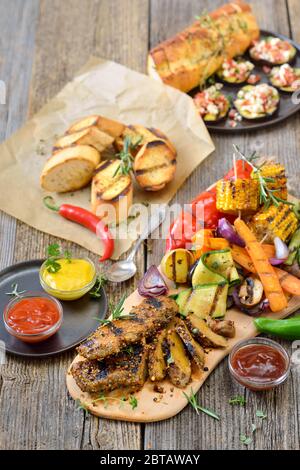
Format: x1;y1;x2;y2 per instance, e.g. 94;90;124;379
216;179;259;214
258;163;287;200
251;203;298;242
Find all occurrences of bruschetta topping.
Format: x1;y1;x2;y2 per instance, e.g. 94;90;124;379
235;84;279;117
194;84;230;121
250;37;296;64
219;58;254;82
270;64;300;90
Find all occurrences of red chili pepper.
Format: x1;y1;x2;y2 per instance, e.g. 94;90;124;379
43;197;114;262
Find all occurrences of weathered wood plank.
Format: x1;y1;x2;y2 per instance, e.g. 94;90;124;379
1;0;149;450
146;0;300;450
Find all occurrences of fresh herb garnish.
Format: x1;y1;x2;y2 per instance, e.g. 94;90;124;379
129;395;138;410
240;434;252;446
183;388;220;420
256;410;267;419
114;135;142;176
45;243;72;273
97;294;133;325
167;355;174;365
229;396;247;406
89;274;107;299
76;400;90;414
233;145;295;209
5;283;26;298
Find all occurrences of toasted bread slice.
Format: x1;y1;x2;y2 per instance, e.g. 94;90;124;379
91;159;133;224
134;140;176;191
53;127;114;153
115;125;177;156
67;115;125;138
40;145;100;193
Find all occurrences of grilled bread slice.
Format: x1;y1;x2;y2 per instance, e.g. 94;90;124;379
53;127;114;153
91;159;133;224
67;115;125;138
40;145;100;192
134;140;176;191
115;125;177;156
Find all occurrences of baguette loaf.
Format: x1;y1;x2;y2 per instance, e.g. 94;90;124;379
148;1;259;93
40;145;100;193
91;159;133;224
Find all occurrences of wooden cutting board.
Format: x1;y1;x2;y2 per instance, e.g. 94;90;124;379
66;274;300;422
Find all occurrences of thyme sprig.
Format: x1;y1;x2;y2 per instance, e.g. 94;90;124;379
94;393;138;410
183;388;220;420
114;135;143;176
233;145;295;209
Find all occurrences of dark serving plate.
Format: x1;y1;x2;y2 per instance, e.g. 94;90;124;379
0;259;107;358
189;30;300;133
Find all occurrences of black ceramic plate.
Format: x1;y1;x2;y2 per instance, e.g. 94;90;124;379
190;30;300;133
0;260;107;358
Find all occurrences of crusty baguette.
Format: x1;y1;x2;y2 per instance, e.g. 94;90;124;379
91;159;133;224
67;115;125;138
148;1;259;92
115;125;177;156
40;145;100;193
134;140;176;191
53;127;114;153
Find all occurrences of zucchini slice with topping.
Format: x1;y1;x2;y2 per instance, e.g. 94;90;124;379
249;36;296;66
269;64;300;92
234;84;280;120
193;84;230;122
216;57;254;84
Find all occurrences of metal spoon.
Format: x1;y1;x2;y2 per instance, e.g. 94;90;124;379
106;204;167;282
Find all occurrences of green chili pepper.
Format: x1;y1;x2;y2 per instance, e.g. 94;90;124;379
254;316;300;340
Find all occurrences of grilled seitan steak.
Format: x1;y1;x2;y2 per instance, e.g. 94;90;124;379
77;296;178;361
71;342;148;393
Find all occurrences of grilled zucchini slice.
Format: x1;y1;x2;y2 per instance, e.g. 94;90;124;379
234;84;280;120
185;314;228;348
175;319;205;369
164;327;191;388
269;66;300;92
148;330;167;382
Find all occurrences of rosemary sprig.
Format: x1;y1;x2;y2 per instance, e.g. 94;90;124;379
183;389;220;420
97;294;133;325
45;243;72;273
89;274;107;299
114;135;142;176
5;283;26;298
94;393;137;410
233;145;295;209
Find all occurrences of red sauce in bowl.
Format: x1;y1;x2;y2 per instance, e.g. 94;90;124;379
229;338;290;391
4;294;63;343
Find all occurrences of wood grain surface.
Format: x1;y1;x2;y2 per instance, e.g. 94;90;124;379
0;0;299;450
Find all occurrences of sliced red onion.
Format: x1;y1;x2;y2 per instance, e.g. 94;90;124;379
138;265;168;298
269;257;285;266
217;218;245;247
232;286;269;316
273;237;289;261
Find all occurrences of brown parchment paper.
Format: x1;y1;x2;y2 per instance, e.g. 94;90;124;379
0;57;215;259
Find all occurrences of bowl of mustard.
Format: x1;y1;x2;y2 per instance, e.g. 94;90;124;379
39;257;97;300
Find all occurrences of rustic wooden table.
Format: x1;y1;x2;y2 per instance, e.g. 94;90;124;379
0;0;300;451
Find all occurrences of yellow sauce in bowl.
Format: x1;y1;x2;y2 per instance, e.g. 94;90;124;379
40;258;96;300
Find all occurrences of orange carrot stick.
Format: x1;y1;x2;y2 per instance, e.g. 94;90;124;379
234;219;287;312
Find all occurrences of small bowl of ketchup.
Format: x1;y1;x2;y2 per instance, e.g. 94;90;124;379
228;337;290;391
3;291;63;343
